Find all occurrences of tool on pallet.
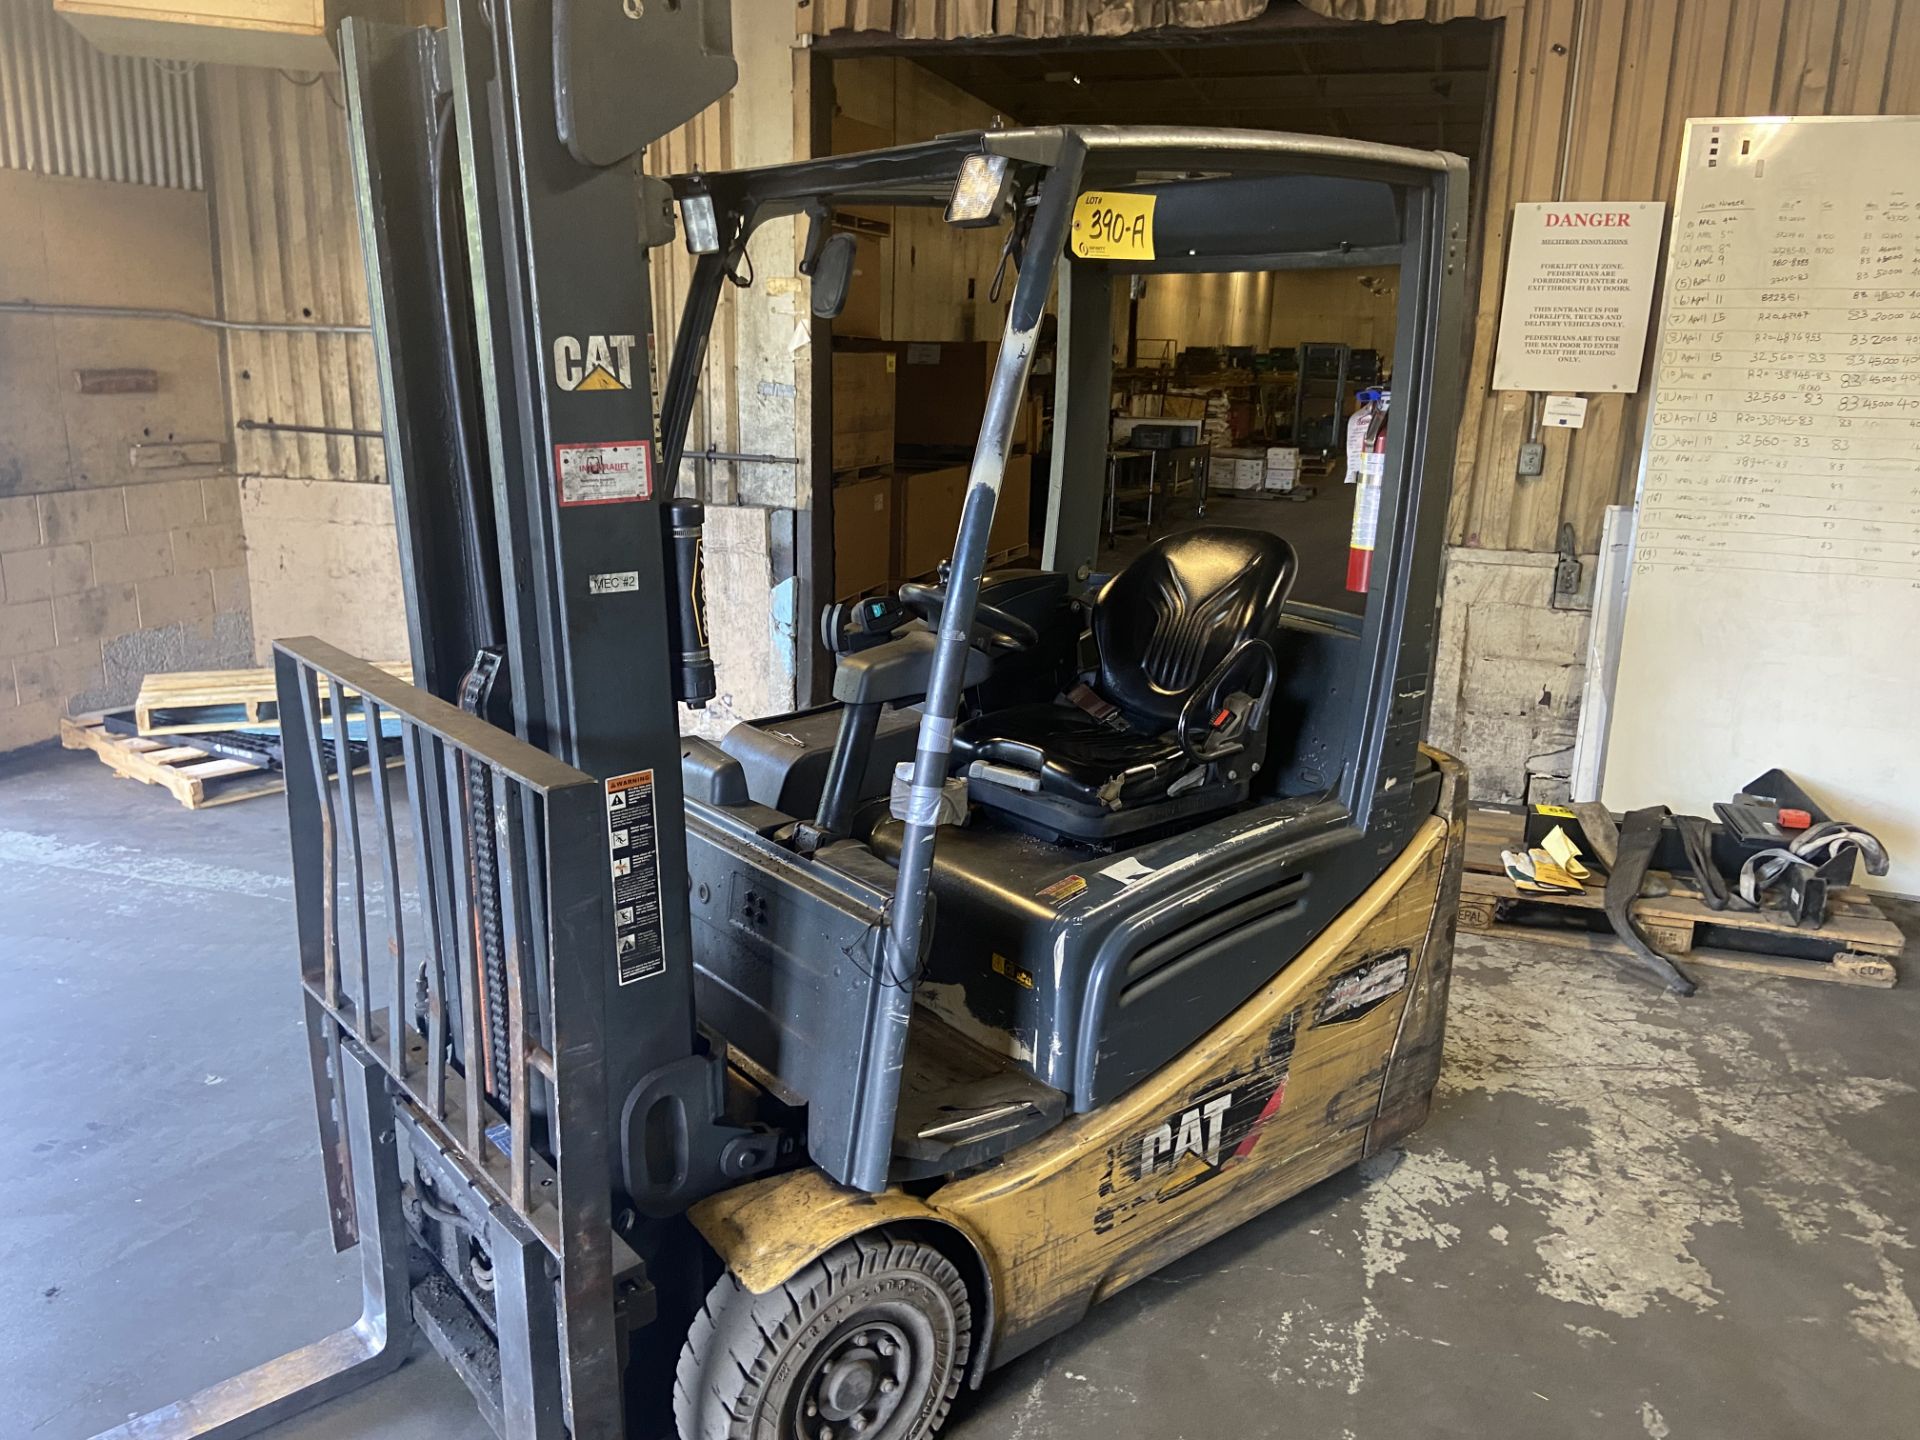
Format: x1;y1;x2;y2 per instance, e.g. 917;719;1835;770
1512;771;1893;996
91;4;1475;1436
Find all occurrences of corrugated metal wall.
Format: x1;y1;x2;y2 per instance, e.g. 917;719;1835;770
1307;0;1920;555
201;64;382;484
193;57;742;494
0;0;202;188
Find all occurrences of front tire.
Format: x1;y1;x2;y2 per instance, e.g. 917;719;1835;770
673;1231;973;1440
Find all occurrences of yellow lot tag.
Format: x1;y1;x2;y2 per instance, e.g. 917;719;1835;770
1070;191;1156;260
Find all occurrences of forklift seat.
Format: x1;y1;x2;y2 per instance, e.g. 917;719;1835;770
953;527;1295;825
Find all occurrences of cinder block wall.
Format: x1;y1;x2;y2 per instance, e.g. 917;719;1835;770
0;170;252;751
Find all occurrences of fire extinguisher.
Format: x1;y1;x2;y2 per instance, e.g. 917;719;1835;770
1346;388;1390;593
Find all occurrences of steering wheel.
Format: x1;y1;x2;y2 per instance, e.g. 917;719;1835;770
898;580;1039;655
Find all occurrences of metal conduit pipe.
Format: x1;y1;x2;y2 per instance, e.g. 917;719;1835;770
238;419;385;439
845;137;1088;1194
0;299;372;335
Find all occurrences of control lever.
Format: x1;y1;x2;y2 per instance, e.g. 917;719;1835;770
821;594;912;655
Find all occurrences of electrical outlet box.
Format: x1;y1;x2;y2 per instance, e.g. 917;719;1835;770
1517;441;1546;477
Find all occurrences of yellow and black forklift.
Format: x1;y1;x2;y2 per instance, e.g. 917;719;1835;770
96;3;1470;1438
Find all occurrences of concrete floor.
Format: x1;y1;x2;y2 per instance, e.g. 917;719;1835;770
6;743;1920;1440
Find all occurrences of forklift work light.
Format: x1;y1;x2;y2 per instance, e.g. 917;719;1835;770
946;151;1012;227
680;190;720;253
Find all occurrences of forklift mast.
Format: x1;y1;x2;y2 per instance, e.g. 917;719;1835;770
346;0;737;1192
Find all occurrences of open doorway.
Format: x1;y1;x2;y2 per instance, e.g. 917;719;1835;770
810;11;1498;646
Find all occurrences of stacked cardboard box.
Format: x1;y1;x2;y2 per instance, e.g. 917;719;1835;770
831;350;896;473
833;473;893;599
1168;386;1233;449
1214;447;1268;491
898;454;1032;579
1264;446;1302;493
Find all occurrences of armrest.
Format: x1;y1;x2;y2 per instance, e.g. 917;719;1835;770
1176;638;1279;763
831;628;990;707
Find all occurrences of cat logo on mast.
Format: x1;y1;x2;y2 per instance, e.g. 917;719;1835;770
553;333;637;392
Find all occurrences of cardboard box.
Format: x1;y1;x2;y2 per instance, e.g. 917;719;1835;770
895;340;997;450
1215;450;1266;491
898;454;1033;581
832;350;895;473
833;472;893;599
899;464;967;580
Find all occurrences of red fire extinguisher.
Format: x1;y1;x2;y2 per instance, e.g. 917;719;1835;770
1346;388;1390;593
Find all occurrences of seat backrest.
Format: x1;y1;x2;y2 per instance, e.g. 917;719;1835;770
1092;526;1297;729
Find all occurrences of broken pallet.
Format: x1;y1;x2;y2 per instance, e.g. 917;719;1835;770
1461;809;1903;988
61;715;283;809
134;660;412;737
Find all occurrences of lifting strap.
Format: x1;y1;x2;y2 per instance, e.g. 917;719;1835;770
1604;807;1698;996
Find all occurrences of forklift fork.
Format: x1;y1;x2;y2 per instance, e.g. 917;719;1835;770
93;1038;414;1439
93;639;630;1440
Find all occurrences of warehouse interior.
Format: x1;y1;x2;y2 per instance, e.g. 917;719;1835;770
813;23;1497;619
3;2;1920;1439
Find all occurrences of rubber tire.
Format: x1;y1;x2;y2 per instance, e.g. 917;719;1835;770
673;1231;973;1440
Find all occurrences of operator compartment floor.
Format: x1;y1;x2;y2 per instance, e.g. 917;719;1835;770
893;1008;1067;1180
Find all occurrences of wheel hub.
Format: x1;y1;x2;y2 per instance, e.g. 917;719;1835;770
800;1322;912;1439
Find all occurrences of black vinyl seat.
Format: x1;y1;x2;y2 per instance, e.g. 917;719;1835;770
953;526;1296;827
950;703;1192;807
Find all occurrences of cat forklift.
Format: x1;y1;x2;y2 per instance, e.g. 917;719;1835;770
94;2;1470;1438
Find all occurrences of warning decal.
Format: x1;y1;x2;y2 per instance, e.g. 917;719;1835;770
556;439;653;507
605;770;665;984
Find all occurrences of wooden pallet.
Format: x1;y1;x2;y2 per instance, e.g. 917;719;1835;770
134;660;412;737
60;715;284;809
1461;808;1904;988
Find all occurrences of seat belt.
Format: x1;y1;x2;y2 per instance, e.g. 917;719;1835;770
1604;807;1698;995
1063;681;1131;732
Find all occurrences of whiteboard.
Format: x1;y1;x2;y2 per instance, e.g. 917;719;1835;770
1604;116;1920;895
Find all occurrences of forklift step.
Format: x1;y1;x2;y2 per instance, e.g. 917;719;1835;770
891;1010;1067;1179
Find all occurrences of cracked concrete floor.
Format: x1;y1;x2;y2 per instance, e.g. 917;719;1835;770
5;742;1918;1440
